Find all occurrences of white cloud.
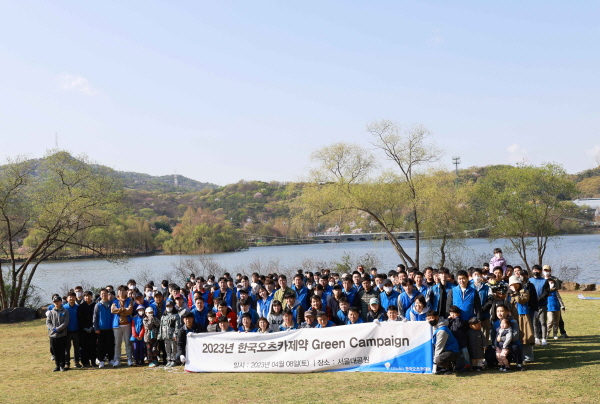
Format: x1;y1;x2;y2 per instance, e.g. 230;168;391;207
507;143;529;164
428;29;445;46
585;144;600;165
57;74;100;96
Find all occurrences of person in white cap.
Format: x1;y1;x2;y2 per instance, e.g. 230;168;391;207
508;275;535;363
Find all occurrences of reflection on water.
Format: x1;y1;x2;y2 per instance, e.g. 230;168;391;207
26;234;600;300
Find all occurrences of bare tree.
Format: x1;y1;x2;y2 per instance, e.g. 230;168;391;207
367;120;443;267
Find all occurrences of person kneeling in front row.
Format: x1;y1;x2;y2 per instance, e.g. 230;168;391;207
427;310;460;375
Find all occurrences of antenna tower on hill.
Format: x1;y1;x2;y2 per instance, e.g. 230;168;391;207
174;170;179;187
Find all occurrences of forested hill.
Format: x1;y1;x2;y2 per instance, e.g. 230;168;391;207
119;171;219;193
460;164;600;198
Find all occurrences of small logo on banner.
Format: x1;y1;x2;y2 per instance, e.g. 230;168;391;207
385;362;391;370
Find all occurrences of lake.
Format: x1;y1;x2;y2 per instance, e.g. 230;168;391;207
25;234;600;300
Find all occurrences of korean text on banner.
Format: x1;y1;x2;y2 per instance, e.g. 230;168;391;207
185;321;433;373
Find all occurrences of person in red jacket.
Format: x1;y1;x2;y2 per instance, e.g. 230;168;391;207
216;301;238;331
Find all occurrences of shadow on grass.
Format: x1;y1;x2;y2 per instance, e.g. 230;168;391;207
528;335;600;370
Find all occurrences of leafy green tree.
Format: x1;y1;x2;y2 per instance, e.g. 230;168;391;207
298;121;443;268
419;170;474;268
473;163;579;271
0;152;123;308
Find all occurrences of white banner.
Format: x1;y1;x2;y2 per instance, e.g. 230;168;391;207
185;321;433;374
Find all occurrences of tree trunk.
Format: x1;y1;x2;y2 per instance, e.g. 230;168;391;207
439;234;447;269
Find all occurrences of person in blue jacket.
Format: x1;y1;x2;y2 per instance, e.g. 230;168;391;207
315;311;336;328
346;307;364;325
427;310;460;375
64;292;81;369
93;289;115;369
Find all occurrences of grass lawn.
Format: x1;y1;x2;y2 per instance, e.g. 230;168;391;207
1;291;599;404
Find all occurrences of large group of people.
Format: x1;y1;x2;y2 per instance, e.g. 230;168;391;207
45;247;567;374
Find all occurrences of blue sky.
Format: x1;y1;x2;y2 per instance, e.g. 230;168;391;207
1;1;598;185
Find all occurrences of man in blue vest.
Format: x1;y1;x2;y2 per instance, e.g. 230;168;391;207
469;267;492;341
445;270;481;321
529;264;550;345
379;279;400;311
427;310;460;375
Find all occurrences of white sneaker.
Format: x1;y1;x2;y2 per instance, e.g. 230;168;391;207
98;362;105;369
535;338;541;345
127;359;133;367
112;360;121;367
95;358;100;365
541;339;548;346
554;336;559;340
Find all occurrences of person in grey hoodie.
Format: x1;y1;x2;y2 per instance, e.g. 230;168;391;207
47;295;70;372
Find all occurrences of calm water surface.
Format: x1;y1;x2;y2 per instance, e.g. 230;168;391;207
27;234;600;300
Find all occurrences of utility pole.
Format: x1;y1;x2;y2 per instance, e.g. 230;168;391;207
173;169;178;187
452;156;461;186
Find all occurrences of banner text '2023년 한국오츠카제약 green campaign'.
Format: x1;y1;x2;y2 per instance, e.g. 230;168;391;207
184;321;433;373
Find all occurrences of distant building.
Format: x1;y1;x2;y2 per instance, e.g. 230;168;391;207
573;199;600;209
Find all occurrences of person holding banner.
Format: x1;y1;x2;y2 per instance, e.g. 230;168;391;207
386;305;406;322
427;310;460;375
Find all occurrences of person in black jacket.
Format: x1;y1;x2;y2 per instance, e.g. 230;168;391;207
448;305;470;371
77;291;97;368
177;312;205;366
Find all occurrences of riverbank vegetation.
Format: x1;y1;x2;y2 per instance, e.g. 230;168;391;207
1;124;599;307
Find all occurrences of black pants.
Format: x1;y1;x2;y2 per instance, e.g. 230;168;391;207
559;316;567;335
507;343;523;365
434;351;459;370
96;329;115;362
80;330;97;366
65;331;80;364
50;336;67;368
158;340;167;364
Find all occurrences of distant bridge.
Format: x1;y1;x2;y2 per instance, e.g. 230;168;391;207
244;228;489;245
307;232;418;242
